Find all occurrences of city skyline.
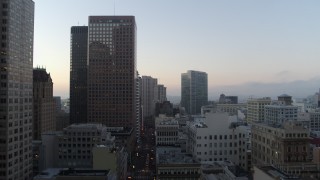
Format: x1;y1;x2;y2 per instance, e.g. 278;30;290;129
33;0;320;98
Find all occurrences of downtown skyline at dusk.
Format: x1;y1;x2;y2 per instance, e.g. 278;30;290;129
33;0;320;99
4;1;320;179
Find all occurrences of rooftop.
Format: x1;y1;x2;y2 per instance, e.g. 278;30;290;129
34;168;63;179
278;94;292;98
158;119;179;125
33;68;51;82
58;169;110;177
255;166;298;180
158;153;198;165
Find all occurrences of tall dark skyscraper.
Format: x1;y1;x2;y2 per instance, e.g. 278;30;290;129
33;68;55;140
70;26;88;124
0;0;34;179
87;16;137;128
181;70;208;115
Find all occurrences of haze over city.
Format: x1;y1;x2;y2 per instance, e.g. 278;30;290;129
34;0;320;99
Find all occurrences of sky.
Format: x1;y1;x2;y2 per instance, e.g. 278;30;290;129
33;0;320;100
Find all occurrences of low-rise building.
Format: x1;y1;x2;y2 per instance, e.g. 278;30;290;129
264;103;299;125
186;112;251;170
216;103;247;116
252;121;320;178
202;161;249;180
156;147;201;179
39;124;115;170
92;146;127;180
33;168;115;180
155;116;179;146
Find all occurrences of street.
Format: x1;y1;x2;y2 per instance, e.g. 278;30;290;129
130;127;156;179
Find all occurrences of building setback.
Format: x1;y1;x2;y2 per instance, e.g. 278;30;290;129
70;26;88;124
33;68;56;140
87;16;137;128
0;0;34;179
181;70;208;115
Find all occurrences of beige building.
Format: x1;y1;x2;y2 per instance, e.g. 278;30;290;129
252;121;320;178
216;103;247;116
313;147;320;163
247;97;271;123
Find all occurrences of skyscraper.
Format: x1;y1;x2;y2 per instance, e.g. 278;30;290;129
156;84;167;103
87;16;137;128
0;0;34;179
33;68;55;140
70;26;88;124
181;70;208;115
141;76;158;118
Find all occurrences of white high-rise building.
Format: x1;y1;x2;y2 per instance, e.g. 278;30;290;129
0;0;34;179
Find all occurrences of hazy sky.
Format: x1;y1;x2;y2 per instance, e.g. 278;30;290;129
33;0;320;99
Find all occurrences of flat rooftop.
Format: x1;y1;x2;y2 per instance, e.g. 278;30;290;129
157;153;198;165
58;169;110;176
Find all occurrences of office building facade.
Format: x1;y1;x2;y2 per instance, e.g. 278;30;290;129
70;26;88;124
0;0;34;179
181;70;208;115
87;16;137;128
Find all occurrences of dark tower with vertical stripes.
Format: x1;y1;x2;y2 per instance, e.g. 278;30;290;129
70;26;88;124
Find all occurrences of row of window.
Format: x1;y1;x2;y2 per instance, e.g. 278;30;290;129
196;142;238;148
197;150;238;156
196;134;238;140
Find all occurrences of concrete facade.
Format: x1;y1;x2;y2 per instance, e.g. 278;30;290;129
186;113;251;170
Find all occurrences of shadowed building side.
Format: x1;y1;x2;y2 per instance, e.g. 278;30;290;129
33;68;56;140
